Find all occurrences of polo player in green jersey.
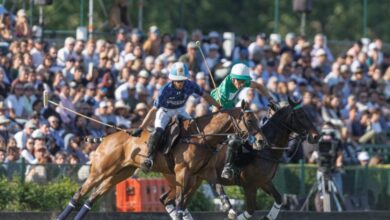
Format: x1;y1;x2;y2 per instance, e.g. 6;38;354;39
211;63;279;180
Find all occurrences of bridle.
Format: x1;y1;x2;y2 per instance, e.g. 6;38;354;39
263;105;309;150
189;108;259;145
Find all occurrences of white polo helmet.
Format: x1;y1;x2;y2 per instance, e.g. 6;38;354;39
169;62;189;81
230;63;251;81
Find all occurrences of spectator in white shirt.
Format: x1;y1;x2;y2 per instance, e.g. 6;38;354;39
82;39;99;69
14;120;36;149
30;39;45;68
5;83;26;119
56;83;76;125
57;37;76;67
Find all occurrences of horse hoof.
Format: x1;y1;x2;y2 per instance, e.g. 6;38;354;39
222;203;231;212
227;209;237;220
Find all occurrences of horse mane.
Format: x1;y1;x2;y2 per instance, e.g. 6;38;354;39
261;105;292;147
183;107;242;134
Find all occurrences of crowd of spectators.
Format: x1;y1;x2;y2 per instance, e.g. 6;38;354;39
0;7;389;183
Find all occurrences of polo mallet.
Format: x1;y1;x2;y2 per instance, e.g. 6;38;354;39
43;91;128;134
195;41;222;104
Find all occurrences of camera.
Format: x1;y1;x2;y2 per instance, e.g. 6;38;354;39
317;129;339;173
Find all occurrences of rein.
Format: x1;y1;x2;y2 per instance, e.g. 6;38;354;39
189;110;248;139
264;107;307;150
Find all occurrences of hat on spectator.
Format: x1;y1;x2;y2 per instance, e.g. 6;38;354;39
132;28;143;37
155;57;164;65
69;81;77;88
358;151;370;161
25;120;37;129
196;72;206;80
340;64;349;73
208;31;219;39
0;101;7;110
0;115;10;124
34;38;43;44
285;32;296;40
124;53;136;63
114;100;129;111
86;82;96;89
257;32;267;40
17;9;26;17
117;28;126;34
149;25;160;35
144;56;154;64
315;49;326;57
269;33;281;45
135;103;148;112
99;101;108;108
209;44;219;50
32;129;45;139
138;70;149;78
65;37;76;46
187;41;197;49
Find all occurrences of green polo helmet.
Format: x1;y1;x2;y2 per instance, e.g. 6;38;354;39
230;63;251;81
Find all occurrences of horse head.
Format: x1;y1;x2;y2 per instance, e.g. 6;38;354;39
237;100;263;147
261;96;319;148
287;96;320;144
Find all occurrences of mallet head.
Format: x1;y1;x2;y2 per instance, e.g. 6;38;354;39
195;41;201;47
43;90;49;108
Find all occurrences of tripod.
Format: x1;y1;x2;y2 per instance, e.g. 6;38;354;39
300;169;346;212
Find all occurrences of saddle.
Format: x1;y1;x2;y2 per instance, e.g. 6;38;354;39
148;116;187;155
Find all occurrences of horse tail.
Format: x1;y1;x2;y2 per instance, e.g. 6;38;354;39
84;136;104;143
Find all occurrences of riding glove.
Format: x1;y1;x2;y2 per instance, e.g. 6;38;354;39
131;128;143;137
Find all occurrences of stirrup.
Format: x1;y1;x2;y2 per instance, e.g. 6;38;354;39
142;158;154;171
221;167;234;180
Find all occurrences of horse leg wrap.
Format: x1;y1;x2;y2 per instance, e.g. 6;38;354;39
183;208;193;220
220;195;231;212
165;204;177;219
266;202;282;220
175;210;185;220
227;208;237;220
237;211;252;220
74;200;93;220
57;198;76;220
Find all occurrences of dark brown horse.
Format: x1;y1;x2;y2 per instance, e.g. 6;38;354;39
56;102;261;220
159;97;320;220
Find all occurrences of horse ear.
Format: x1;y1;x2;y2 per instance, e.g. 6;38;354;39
288;96;296;107
240;99;247;109
288;96;302;107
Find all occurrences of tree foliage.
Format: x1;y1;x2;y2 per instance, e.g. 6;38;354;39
4;0;390;41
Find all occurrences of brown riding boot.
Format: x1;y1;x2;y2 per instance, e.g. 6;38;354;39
142;128;164;171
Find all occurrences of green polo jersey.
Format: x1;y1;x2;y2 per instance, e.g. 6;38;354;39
211;74;251;108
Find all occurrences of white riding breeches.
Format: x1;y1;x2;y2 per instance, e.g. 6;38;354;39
155;107;191;129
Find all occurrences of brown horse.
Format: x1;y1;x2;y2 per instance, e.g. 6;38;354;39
159;97;320;220
56;101;261;220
